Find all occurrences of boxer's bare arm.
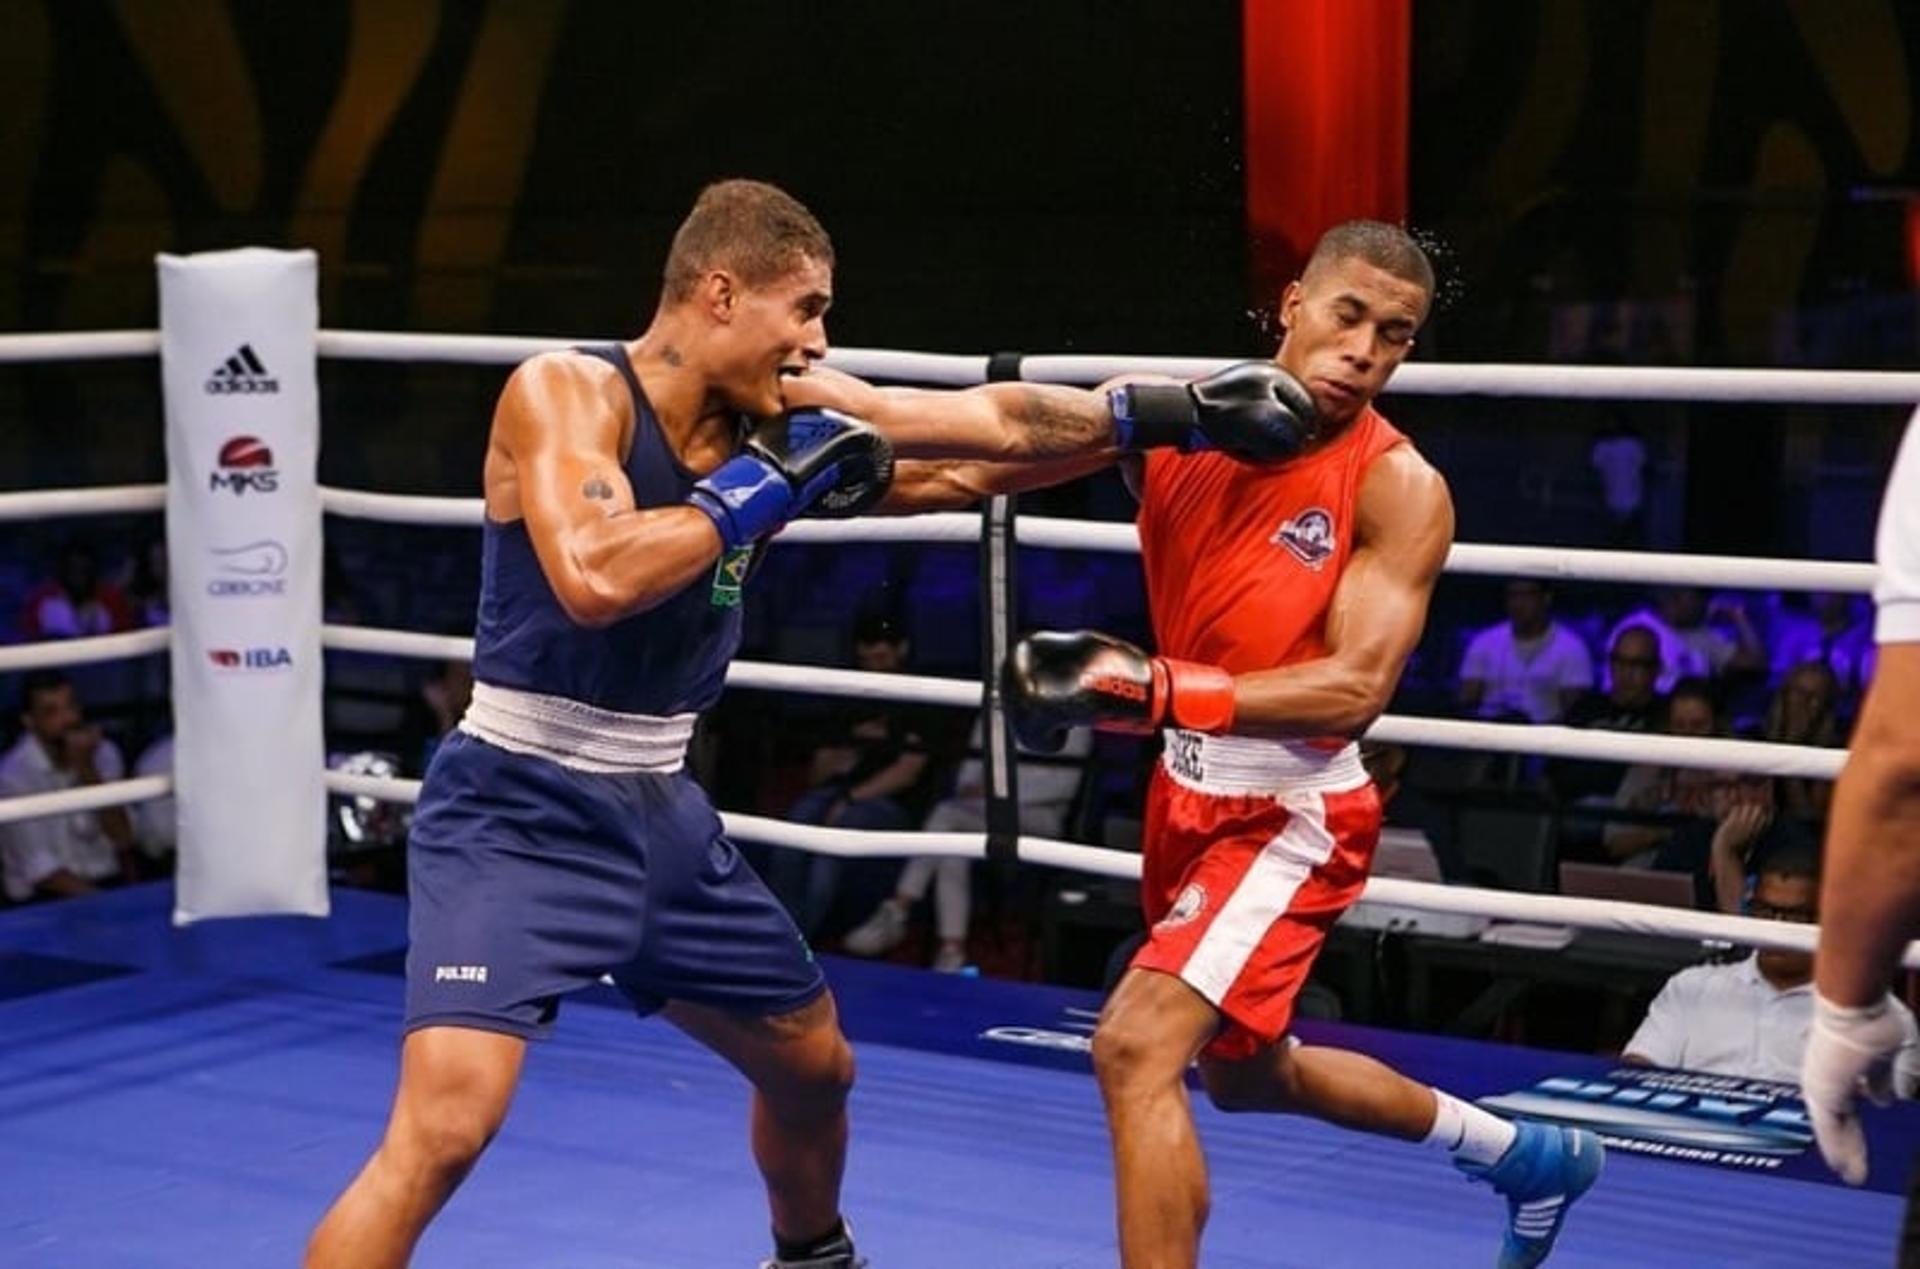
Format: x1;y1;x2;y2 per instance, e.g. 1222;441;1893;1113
874;453;1118;514
1228;446;1454;738
1815;643;1920;1005
491;354;723;627
786;365;1122;463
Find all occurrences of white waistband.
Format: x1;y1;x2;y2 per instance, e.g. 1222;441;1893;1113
1160;729;1368;795
458;681;695;774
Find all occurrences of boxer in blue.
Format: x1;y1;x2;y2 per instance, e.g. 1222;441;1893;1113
305;179;1314;1269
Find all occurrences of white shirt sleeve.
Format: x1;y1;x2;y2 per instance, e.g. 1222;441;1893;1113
1459;628;1497;683
1555;630;1595;691
1876;411;1920;644
0;764;67;899
1624;970;1696;1067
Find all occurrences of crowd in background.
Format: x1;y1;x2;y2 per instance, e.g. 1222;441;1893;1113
0;480;1896;1078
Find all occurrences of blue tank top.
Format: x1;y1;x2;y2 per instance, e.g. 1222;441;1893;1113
469;345;753;715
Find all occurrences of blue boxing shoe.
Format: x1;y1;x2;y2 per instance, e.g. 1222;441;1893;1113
1457;1121;1604;1268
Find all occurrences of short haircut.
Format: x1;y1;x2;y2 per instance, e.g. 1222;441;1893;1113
17;669;71;713
662;179;834;304
1303;220;1435;299
1756;839;1821;883
1668;676;1717;709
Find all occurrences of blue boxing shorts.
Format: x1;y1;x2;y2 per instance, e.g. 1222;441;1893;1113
404;729;826;1039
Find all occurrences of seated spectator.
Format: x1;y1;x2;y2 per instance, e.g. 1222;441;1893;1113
1760;661;1842;821
1548;624;1665;806
767;613;935;939
1624;845;1920;1088
20;541;133;639
1605;677;1722;863
841;716;1091;971
125;538;168;629
1456;579;1594;722
1606;586;1764;693
398;659;475;776
0;671;137;901
1769;591;1873;713
130;731;175;869
1650;768;1819;911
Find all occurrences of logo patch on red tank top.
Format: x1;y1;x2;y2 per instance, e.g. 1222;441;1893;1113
1158;882;1208;930
1272;507;1335;569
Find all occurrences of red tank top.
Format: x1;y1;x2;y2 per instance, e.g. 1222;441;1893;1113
1138;405;1408;673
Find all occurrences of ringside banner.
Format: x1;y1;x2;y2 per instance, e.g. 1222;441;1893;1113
159;248;326;922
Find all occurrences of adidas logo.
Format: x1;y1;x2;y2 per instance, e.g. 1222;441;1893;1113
205;343;279;394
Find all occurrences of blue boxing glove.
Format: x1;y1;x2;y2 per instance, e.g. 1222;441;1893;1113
687;407;894;549
1110;361;1319;462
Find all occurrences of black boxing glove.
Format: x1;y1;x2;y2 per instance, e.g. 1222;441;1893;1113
1109;362;1318;462
1002;630;1237;754
689;408;894;548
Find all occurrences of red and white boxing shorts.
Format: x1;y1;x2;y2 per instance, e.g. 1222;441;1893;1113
1132;730;1380;1061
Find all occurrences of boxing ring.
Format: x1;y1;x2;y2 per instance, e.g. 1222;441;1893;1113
2;322;1918;1266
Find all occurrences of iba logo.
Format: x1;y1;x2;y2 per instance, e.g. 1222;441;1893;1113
208;540;289;598
209;436;279;494
207;646;293;672
205;344;279;394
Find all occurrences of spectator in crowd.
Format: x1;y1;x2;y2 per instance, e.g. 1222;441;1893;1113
130;731;175;870
767;613;935;939
0;671;137;901
1649;767;1820;911
20;541;132;639
841;716;1090;971
1768;592;1874;710
1623;845;1920;1088
1607;587;1765;693
1549;624;1666;805
1456;579;1594;723
1604;677;1722;864
125;538;169;629
1760;661;1843;821
398;659;475;776
1590;420;1648;546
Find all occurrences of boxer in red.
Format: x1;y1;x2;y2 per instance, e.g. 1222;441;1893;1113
1005;223;1603;1268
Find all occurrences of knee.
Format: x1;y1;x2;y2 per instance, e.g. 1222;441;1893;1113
766;1029;857;1117
1091;1012;1179;1095
389;1098;501;1179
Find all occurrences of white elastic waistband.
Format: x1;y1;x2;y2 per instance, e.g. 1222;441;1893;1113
459;681;695;774
1160;729;1368;795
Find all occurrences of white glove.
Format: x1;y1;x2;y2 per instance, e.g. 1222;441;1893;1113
1802;992;1905;1185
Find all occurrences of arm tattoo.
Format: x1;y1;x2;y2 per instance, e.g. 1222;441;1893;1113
1015;386;1112;458
582;474;614;501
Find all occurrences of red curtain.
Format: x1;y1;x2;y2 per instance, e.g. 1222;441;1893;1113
1243;0;1411;309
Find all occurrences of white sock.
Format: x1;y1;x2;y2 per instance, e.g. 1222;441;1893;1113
1423;1088;1518;1167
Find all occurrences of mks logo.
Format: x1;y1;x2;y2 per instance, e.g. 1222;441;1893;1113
205;344;279;394
209;436;279;494
207;646;292;671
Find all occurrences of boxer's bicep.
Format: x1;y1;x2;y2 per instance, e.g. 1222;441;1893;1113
500;357;705;624
1321;450;1454;701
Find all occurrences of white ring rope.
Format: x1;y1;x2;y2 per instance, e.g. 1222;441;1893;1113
321;768;1920;969
0;484;165;523
0;330;160;364
0;628;169;674
8;326;1920;403
318;491;1878;597
318;623;1842;778
0;774;171;827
